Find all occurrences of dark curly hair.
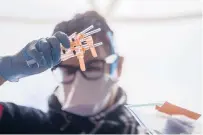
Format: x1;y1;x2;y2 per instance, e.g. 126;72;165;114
52;11;114;55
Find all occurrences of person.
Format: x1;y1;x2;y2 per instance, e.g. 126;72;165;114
0;11;139;133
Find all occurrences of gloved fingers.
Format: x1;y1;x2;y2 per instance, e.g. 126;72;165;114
53;31;70;48
35;39;52;68
26;41;46;66
46;36;61;66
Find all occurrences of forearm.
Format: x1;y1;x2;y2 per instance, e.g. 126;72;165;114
0;76;5;86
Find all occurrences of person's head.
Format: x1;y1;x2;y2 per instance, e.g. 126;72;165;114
52;11;123;84
51;11;124;115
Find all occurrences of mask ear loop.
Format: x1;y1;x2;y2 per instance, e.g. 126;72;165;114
106;31;118;76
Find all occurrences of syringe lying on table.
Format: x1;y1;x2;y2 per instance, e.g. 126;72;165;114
26;25;103;71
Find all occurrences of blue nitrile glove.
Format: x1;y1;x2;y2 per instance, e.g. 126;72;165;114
0;32;70;82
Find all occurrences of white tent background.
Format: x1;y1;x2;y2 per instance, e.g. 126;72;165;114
0;0;202;115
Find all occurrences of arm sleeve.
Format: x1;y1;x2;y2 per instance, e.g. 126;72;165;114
0;102;54;133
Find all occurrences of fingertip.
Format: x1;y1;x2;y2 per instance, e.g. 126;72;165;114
54;31;70;48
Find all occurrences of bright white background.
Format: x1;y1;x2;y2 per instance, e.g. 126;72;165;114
0;0;202;115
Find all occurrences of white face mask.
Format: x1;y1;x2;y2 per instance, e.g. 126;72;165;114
55;71;116;116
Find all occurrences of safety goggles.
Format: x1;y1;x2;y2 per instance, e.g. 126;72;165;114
51;54;118;84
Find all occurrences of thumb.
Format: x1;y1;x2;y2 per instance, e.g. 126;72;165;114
54;31;70;49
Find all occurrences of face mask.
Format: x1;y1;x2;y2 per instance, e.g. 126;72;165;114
56;71;116;116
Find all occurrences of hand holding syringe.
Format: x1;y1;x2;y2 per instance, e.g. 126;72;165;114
27;25;103;71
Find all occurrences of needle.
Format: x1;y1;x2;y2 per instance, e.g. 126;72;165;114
80;25;94;34
84;28;101;37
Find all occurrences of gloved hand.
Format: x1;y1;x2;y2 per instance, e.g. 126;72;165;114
0;32;70;82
